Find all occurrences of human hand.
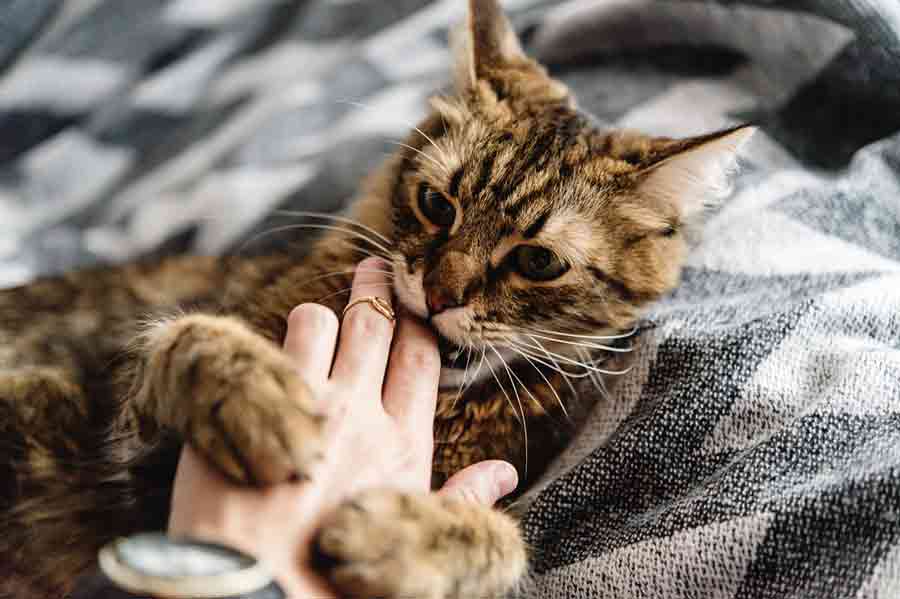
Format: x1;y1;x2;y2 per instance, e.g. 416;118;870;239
168;258;518;597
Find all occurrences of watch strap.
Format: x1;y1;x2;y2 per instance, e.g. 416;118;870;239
71;571;286;599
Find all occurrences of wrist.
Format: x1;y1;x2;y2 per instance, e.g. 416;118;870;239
169;447;338;597
177;529;335;598
169;495;336;598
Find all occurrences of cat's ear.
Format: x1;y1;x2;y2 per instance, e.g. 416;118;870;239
469;0;526;80
450;0;571;107
452;0;527;89
636;125;756;221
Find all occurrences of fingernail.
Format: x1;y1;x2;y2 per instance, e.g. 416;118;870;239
494;462;519;498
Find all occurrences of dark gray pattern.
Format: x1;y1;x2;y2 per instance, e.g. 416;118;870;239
0;1;898;596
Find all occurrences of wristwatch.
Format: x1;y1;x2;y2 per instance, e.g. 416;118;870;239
72;533;286;599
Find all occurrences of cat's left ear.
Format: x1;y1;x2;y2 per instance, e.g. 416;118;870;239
636;125;756;221
463;0;526;83
452;0;567;102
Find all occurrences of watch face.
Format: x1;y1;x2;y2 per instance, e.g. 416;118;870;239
100;533;277;598
114;533;255;578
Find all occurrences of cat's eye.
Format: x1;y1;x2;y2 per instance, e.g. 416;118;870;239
513;245;568;281
417;183;456;228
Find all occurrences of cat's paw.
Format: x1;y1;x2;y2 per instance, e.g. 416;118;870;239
142;314;324;485
188;356;323;486
314;489;527;599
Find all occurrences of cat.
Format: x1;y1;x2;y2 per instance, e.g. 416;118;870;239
0;1;753;597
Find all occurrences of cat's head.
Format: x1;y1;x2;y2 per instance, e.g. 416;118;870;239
383;0;753;386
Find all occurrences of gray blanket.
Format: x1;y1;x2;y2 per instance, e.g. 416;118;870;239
1;1;899;597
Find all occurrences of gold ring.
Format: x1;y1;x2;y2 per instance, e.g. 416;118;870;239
342;296;396;323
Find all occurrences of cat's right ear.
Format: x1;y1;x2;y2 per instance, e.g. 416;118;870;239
635;126;756;222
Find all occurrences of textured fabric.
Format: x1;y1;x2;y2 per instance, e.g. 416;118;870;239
1;1;898;597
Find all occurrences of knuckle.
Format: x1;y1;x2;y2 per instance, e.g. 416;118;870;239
394;341;440;373
344;309;392;340
288;303;338;335
455;486;484;505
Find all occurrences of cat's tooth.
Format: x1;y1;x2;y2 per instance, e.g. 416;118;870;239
448;349;461;361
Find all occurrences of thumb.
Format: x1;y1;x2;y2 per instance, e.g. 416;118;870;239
437;460;518;505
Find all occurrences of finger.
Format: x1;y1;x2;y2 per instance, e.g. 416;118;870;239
437;460;519;506
330;258;396;385
284;303;339;387
382;314;440;431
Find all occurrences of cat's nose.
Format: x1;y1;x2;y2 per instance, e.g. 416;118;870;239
423;249;479;315
425;286;461;315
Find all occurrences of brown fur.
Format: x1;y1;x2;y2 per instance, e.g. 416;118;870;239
0;1;753;597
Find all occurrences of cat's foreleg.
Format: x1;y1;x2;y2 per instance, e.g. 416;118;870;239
314;488;528;599
130;313;324;485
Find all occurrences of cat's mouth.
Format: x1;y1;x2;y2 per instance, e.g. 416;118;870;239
390;261;512;388
434;331;522;390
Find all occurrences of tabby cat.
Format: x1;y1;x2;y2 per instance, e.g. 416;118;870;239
0;1;753;597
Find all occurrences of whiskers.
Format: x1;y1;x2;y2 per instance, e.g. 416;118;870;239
506;335;633;377
313;279;394;304
449;344;475;413
271;209;392;246
522;331;634;353
503;327;637;378
235;212;395;262
391;141;450;176
526;326;638;342
224;209;398;306
485;341;529;478
448;324;638;479
337;100;450;177
505;343;571;423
